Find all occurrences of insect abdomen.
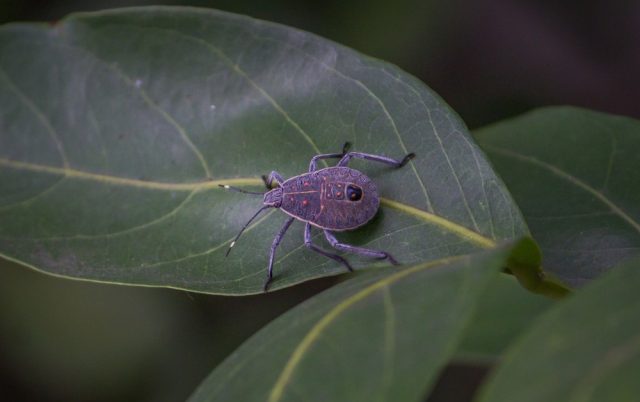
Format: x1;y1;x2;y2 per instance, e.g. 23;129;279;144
281;167;379;231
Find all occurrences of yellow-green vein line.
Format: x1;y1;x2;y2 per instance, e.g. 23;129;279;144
426;107;481;233
485;145;640;234
0;250;261;296
267;256;464;402
142;209;275;269
28;188;201;241
53;38;213;178
134;82;213;179
341;74;433;213
158;27;324;159
378;68;483;231
460;133;495;238
0;157;261;191
0;158;495;246
0;66;69;168
380;198;495;248
251;36;434;213
0;177;66;212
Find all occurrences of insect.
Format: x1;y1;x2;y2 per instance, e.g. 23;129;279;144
221;142;415;291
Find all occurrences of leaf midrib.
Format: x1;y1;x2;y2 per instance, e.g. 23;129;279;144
0;157;496;248
65;19;438;214
2;16;498;248
267;255;466;402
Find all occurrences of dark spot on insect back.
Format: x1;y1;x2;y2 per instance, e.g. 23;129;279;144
347;185;362;201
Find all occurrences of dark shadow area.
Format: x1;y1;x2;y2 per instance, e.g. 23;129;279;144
426;362;492;402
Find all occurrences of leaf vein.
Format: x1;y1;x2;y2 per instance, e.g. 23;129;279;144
0;65;70;168
0;177;66;212
427;109;481;233
485;145;640;234
56;38;213;178
15;188;200;241
153;27;326;162
0;157;258;191
0;157;495;246
267;255;465;402
461;132;495;238
248;34;435;213
139;209;275;269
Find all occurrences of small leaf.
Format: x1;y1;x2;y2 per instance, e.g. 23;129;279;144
476;107;640;287
0;7;527;294
188;240;531;402
475;255;640;402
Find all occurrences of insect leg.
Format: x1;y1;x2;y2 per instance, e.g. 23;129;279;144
264;217;295;292
304;223;353;272
308;142;351;171
324;230;399;265
262;171;285;189
338;151;414;168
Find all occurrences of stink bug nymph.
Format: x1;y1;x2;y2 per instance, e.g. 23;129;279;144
221;142;415;291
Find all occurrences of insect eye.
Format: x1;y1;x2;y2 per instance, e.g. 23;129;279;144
346;185;362;201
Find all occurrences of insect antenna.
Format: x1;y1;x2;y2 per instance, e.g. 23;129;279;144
225;205;271;257
218;184;264;195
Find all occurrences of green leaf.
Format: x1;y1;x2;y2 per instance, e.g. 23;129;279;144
0;7;527;294
455;273;555;360
475;255;640;402
188;240;530;402
476;107;640;287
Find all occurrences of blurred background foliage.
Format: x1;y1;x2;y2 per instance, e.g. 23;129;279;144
1;0;638;401
2;0;638;127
